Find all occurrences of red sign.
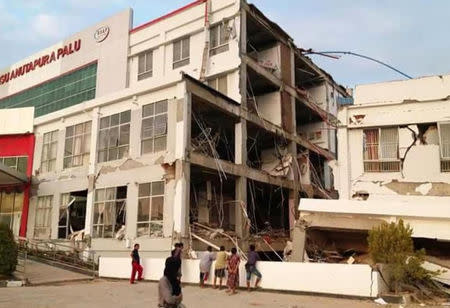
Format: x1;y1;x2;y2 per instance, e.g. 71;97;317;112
0;39;82;86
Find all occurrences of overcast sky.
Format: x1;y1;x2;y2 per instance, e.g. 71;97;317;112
1;0;449;88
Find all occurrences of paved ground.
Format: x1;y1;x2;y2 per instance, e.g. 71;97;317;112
0;279;435;308
14;259;91;285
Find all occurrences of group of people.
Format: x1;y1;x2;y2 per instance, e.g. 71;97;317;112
198;245;262;294
129;242;263;307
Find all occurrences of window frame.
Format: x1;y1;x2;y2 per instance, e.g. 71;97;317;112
34;195;53;239
206;74;228;95
97;111;131;163
64;121;91;169
173;37;190;69
136;181;165;238
41;130;58;173
0;156;28;174
209;23;229;56
438;122;450;172
137;50;153;81
141;100;168;155
92;186;127;238
363;127;400;172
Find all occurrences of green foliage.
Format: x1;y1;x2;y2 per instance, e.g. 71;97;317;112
368;220;438;293
0;224;18;276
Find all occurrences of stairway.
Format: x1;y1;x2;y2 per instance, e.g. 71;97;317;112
16;238;97;280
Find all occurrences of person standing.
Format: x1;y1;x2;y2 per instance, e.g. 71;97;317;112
199;246;215;288
226;247;240;295
213;246;227;289
245;244;262;291
130;243;143;284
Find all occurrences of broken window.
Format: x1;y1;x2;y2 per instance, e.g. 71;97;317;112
207;75;228;95
58;191;87;239
138;50;153;81
141;100;168;154
98;111;130;163
41;130;58;172
34;195;53;239
173;37;190;69
0;191;23;237
210;23;229;56
93;186;127;238
439;122;450;172
137;181;164;237
363;127;400;172
64;121;91;168
0;156;27;174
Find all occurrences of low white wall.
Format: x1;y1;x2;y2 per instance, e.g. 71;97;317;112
99;257;380;297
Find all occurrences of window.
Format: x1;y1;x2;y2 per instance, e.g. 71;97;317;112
34;195;52;239
58;192;87;239
98;111;130;163
173;37;190;69
41;130;58;172
64;121;91;168
137;181;164;237
439;122;450;172
210;23;229;56
0;156;27;173
0;191;24;236
93;186;127;238
0;64;97;117
207;75;228;95
363;127;400;172
141;100;168;154
138;50;153;81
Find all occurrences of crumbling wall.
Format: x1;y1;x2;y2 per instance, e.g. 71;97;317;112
255;92;282;126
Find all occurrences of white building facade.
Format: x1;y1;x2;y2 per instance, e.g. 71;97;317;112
299;75;450;259
1;0;346;258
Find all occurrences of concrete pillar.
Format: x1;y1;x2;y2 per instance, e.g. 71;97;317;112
173;91;192;238
50;192;61;239
129;103;142;159
125;182;138;239
291;222;306;262
84;107;100;236
235;120;248;239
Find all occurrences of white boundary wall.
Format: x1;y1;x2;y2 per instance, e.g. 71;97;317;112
99;257;383;297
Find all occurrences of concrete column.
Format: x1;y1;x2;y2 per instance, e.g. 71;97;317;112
239;8;247;109
125;182;138;239
55;129;65;172
173;91;191;238
50;192;61;239
235;120;248;238
291;222;306;262
84;107;100;236
174;160;190;238
129;103;142;159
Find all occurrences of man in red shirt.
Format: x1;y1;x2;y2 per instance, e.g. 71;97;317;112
130;243;143;284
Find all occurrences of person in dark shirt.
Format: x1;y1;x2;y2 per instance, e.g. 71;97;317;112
130;243;143;284
164;243;183;296
245;244;262;290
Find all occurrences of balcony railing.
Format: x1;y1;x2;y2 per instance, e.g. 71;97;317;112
364;160;400;172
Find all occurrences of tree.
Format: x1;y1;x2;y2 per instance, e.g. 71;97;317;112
0;224;18;276
368;220;438;293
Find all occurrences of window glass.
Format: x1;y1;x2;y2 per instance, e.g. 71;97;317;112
136;181;164;237
98;111;130;162
141;101;168;154
41;130;58;172
0;64;97;117
64;121;91;168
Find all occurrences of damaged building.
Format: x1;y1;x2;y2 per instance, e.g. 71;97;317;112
298;75;450;264
0;0;349;259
